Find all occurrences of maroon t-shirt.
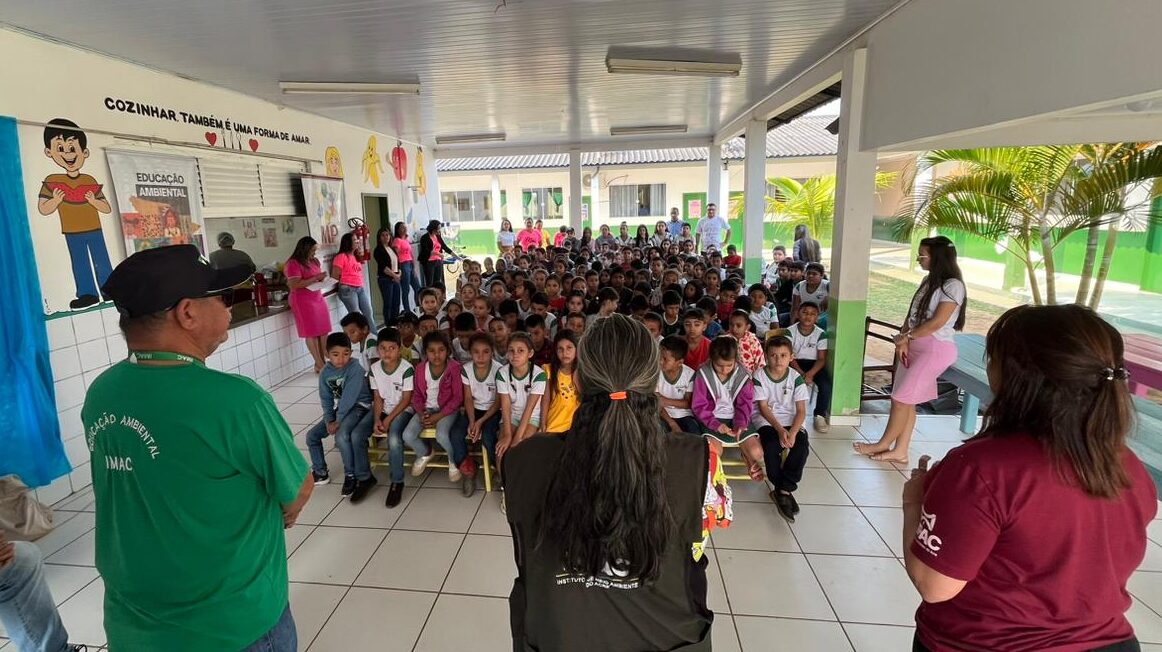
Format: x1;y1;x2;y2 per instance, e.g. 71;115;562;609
913;434;1157;652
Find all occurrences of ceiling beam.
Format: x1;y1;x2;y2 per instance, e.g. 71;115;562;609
432;135;714;160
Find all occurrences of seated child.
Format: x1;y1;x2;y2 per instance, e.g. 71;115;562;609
414;287;444;321
471;296;493;331
414;314;439;361
691;336;764;481
727;309;764;374
370;327;415;508
722;244;743;268
747;284;778;338
751;336;810;522
451;312;477;364
440;298;464;332
529;292;558;335
463;333;504;468
563;311;587;336
340;311;377;372
696;297;725;338
495;333;547;462
540;330;580;433
397;313;421;363
401;332;471;488
525;314;554;366
682;307;712;369
642;312;663;341
792;262;829;324
772;261;795;327
772;302;831;433
661;290;685;337
488;318;511;365
306;333;377;502
716;280;740;325
657;335;700;434
586;287;620;326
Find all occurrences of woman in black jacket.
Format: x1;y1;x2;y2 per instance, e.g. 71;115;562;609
417;219;453;290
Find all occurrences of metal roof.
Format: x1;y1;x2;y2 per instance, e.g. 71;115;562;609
436;116;839;172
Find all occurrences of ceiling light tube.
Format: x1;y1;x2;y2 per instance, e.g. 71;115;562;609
605;48;742;77
435;132;508;145
279;81;421;95
610;124;689;136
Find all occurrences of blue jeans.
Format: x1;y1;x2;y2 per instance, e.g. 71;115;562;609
307;406;374;480
473;409;501;460
65;229;112;299
377;276;402;323
378;409;413;483
402;409;468;466
338;283;376;329
241;604;296;652
0;542;70;652
399;261;422;312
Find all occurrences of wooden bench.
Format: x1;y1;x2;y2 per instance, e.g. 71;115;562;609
1123;333;1162;397
945;333;1162;490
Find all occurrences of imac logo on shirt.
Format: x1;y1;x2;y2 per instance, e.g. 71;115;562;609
916;508;943;555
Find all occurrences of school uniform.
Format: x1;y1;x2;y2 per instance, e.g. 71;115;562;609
751;367;811;493
787;323;831;419
657;365;700;433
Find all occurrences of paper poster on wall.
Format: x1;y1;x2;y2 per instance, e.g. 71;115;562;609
300;175;345;261
105;150;205;255
688;199;702;220
323;146;344;178
242;219;257;238
263;227;278;248
361;136;384;188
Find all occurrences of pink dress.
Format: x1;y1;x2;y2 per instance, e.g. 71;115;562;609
284;258;331;338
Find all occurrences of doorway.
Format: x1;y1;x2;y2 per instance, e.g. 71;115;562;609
362;194;391;320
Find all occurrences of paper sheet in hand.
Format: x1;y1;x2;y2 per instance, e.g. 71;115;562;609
307;277;337;292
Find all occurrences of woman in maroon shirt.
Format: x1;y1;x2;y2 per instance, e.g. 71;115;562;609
902;305;1157;652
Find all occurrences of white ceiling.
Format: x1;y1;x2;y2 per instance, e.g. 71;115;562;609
0;0;897;150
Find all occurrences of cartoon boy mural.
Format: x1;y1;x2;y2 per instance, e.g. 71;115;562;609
37;118;113;310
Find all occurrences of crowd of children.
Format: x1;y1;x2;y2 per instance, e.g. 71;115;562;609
305;234;834;522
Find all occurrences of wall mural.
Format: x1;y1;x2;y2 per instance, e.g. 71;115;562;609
415;147;427;196
35;118;114;310
361;136;384;188
390;142;408;182
323;145;344;178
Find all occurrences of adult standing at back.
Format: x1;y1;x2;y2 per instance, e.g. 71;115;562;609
332;232;376;328
417;219;453;289
373;226;402;321
667;207;683;239
901;304;1156;651
792;225;822;263
695;203;730;254
504;314;728;651
284;236;332;373
517;218;541;253
85;245;313;651
392;221;422;311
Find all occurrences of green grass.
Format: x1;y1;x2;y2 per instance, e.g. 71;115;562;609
866;271;1007;336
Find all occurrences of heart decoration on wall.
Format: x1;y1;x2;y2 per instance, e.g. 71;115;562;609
390;143;407;181
204;132;217;146
248;139;260;152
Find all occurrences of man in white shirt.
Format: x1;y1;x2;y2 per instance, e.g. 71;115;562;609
695;203;731;254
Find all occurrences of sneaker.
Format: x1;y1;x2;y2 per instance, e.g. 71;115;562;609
340;475;356;497
448;465;463;483
789;492;800;515
814;415;830;433
350;476;378;504
68;646;88;652
459;458;478;479
412;452;435;476
312;470;330;485
771;490;796;523
499;491;507;515
461;472;476;498
385;482;405;508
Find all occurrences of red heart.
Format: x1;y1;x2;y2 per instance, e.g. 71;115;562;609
204;132;217;146
248;139;259;152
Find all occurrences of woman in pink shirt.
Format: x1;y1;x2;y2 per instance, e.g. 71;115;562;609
517;218;541;252
392;221;422;312
285;236;332;372
331;232;376;328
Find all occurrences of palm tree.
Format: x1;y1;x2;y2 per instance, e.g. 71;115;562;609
730;172;896;239
894;145;1162;305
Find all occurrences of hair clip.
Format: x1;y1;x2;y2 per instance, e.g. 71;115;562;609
609;391;627;400
1103;366;1130;381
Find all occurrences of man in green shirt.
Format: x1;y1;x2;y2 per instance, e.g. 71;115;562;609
84;245;313;651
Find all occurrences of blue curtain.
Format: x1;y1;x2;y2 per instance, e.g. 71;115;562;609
0;116;71;487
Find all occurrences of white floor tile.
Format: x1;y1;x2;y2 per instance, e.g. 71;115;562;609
414;594;510;652
830;469;906;508
469;491;512;536
284;372;320;389
717;550;834;620
710;502;799;552
1129;597;1162;644
288;526;386;585
735;616;853;651
395;488;484;533
42;564;99;606
811;423;867;441
309;587;435;652
53;486;95;512
790;505;894;557
45;530;96;567
281;403;323;426
843;622;917;652
711;616;741;652
704;550;729;615
270;384;316;404
295;483;344;526
887;441;965;471
859;507;906;557
727;478;776;503
1148;519;1160;546
321;484;407;529
1140;540;1162;572
34;512;95;557
1141;644;1162;652
809;555;919;626
1131;571;1162;620
285;525;314;558
358;530;464;592
913;416;976;440
56;577;106;648
288;582;347;652
811;440;901;470
792;472;855;506
443;534;517;598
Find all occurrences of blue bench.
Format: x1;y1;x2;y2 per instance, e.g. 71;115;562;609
945;334;1162;490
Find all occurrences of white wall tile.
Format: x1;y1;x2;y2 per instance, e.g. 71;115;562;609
100;307;121;335
63;434;90;468
77;339;110;372
46;318;77;351
82;368;106;391
255;356;270;378
221;347;239;371
71;311;105;344
54;375;86;412
257;374;272;390
50;347;82;382
57;405;85;440
205;353;222;371
239;361;256;379
105;334;127;362
69;462;92;492
36;474;74;506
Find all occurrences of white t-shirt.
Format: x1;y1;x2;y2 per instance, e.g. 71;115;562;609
351;334;378;372
656;365;695;419
696;216;730;251
751;367;810;428
424;364;445;411
908;278;966;342
749;305;777;336
410;340;425;363
451;338;473;364
370;359;415;414
497;231;516;248
762;262;781;286
794;279;829;307
462;360;503;412
496;364;547;427
788;323;828;361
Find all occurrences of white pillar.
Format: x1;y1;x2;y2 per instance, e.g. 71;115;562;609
829;48;879;424
743;119;767;279
569;150;583;232
707;143;722;218
490;175;503;230
589;169;602;228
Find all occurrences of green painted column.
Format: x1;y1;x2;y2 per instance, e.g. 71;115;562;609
743;119;767;282
1142;194;1162;293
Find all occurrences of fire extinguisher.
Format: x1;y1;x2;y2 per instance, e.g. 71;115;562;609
253;272;269;309
348;217;372;262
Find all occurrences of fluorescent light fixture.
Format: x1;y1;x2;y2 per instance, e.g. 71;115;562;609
606;46;742;77
435;132;507;145
610;124;689;136
279;81;421;95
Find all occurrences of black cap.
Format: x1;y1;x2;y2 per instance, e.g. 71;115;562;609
102;244;252;318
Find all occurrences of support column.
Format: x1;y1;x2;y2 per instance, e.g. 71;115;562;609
828;48;878;426
569;150;583;232
743;119;767;280
589;169;602;229
490;175;503;231
707;143;722;216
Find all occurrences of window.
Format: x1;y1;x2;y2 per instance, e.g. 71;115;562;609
441;190;494;222
610;184;666;218
521;187;563;220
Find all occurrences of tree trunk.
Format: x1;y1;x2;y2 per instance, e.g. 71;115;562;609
1024;256;1043;305
1038;212;1057;304
1089;221;1120;310
1075;223;1101;304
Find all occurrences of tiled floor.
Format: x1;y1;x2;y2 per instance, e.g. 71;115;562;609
5;372;1162;652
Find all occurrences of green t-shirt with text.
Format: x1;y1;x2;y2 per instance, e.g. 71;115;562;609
82;361;307;651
